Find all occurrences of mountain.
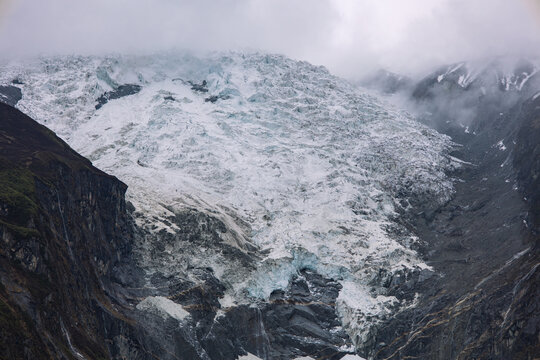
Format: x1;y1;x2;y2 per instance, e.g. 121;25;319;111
0;53;538;359
364;57;540;359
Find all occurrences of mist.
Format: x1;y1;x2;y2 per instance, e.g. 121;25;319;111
0;0;539;79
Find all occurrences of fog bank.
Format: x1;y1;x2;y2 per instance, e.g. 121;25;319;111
0;0;539;78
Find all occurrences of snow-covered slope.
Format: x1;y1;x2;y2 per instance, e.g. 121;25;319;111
413;57;540;97
0;52;459;347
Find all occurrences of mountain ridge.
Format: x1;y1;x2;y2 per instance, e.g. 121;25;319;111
363;56;540;359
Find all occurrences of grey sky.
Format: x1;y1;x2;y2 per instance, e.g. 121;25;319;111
0;0;539;78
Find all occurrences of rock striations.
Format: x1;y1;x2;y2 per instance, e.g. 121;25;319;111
0;102;132;359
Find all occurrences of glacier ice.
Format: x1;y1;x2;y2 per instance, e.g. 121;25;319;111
0;52;460;348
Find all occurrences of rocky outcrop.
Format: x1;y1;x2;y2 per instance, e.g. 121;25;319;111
0;85;22;106
199;269;354;360
95;84;142;109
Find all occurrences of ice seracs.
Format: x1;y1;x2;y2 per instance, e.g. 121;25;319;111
0;52;460;350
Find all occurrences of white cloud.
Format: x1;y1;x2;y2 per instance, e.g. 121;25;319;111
0;0;539;78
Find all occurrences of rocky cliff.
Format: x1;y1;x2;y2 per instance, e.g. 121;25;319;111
0;101;137;359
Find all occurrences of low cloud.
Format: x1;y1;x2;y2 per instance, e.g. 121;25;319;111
0;0;539;78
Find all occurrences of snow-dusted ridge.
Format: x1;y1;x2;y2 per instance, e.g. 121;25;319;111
433;57;540;92
0;52;459;347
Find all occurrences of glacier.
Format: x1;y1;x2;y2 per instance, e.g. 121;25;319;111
0;52;459;349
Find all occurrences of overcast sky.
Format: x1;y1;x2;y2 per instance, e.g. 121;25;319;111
0;0;539;78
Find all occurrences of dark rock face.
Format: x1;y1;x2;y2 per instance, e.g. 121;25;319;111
514;94;540;234
0;85;22;106
366;59;540;359
373;248;539;360
0;102;133;359
95;84;142;109
262;270;353;359
201;269;354;360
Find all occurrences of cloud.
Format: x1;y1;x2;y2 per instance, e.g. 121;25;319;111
0;0;539;78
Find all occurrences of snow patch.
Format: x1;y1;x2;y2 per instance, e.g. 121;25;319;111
218;293;237;309
337;280;399;347
341;355;367;360
517;69;538;91
238;354;263;360
136;296;190;321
